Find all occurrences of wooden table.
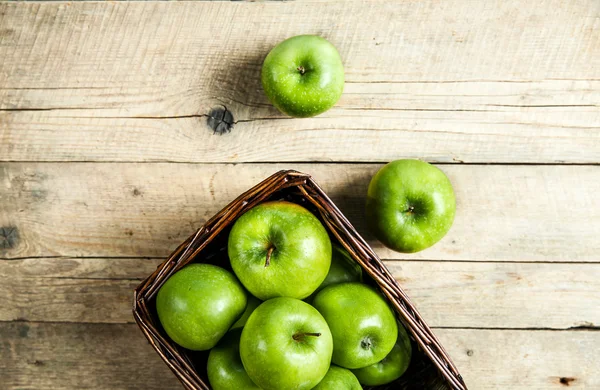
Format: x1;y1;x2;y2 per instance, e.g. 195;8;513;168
1;1;599;388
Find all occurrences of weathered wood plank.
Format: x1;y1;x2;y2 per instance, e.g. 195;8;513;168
386;261;600;330
2;107;598;164
2;1;597;86
0;257;160;281
2;163;599;261
436;328;600;389
1;1;599;163
1;322;597;389
0;257;159;324
2;257;598;329
0;322;180;390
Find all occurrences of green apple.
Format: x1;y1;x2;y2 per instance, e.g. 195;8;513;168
316;245;362;293
352;324;412;386
230;295;261;330
156;264;247;351
307;245;362;302
366;159;456;253
240;297;333;390
228;201;332;300
207;328;261;390
313;365;362;390
262;35;344;117
312;282;398;369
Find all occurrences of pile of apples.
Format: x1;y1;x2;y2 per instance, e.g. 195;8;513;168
157;201;413;390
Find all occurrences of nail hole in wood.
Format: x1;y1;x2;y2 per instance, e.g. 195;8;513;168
559;377;575;386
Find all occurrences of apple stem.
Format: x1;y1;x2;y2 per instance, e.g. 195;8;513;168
406;206;415;214
297;66;306;75
265;246;275;268
293;332;321;341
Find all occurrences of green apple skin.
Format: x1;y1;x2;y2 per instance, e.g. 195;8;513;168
262;35;344;118
313;365;362;390
228;201;332;300
366;159;456;253
352;324;412;386
312;283;398;369
207;328;261;390
156;264;247;351
240;297;333;390
230;295;261;330
306;245;362;302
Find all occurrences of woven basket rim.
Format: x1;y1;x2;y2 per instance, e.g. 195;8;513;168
133;169;468;390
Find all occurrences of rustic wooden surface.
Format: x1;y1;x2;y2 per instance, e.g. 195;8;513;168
1;0;599;389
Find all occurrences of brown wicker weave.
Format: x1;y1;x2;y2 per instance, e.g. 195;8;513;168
133;170;468;390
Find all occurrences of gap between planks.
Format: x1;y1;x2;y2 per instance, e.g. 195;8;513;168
1;161;600;166
2;256;600;264
0;319;597;332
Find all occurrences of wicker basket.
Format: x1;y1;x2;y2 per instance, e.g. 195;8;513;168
133;170;467;390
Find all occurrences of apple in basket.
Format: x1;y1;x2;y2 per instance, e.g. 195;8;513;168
312;282;399;369
228;201;332;300
240;297;333;390
306;244;363;303
229;295;261;330
155;264;247;351
207;328;260;389
352;323;413;386
313;365;362;390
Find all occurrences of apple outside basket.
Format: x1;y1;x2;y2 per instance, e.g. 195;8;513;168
133;170;468;390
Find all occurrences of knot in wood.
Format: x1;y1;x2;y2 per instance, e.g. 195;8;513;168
207;106;234;135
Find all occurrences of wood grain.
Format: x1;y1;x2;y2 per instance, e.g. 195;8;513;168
436;328;600;389
0;322;180;390
386;261;600;330
1;0;598;387
1;1;599;163
2;322;598;389
2;163;599;261
1;257;598;330
0;257;158;324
